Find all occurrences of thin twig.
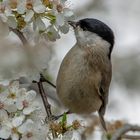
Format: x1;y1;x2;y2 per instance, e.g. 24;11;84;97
41;78;56;88
33;79;56;88
37;82;57;138
33;75;56;88
40;74;56;88
37;82;52;117
51;110;71;121
111;124;140;140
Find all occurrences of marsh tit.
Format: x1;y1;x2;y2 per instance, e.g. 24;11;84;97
56;18;114;131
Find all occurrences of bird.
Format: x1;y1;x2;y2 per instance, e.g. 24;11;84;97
56;18;114;131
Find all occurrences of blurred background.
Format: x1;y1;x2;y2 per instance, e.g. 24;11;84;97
1;0;140;139
47;0;140;127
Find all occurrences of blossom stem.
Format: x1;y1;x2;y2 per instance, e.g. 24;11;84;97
37;81;58;138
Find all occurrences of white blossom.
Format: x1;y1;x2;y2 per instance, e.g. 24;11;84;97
0;82;46;140
18;119;48;140
0;117;22;140
17;0;45;23
0;83;17;113
0;0;74;42
16;89;40;115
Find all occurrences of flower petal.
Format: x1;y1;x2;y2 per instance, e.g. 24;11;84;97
16;99;24;110
12;115;25;127
4;103;17;113
9;81;19;93
59;23;69;34
23;106;35;115
18;119;34;134
0;109;8;122
47;25;60;41
35;17;46;31
26;90;36;101
56;13;64;26
7;16;17;29
4;7;12;17
64;8;74;18
23;101;40;115
11;133;19;140
24;10;34;22
0;126;11;139
17;88;26;97
33;1;46;13
17;0;26;14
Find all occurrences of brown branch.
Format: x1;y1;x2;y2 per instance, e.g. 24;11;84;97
111;124;140;140
122;134;140;139
37;81;57;138
9;27;28;45
37;82;52;117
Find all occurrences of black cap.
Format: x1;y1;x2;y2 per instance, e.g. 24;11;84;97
78;18;114;56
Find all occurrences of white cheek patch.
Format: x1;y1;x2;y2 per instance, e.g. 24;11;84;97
75;29;86;44
75;29;110;50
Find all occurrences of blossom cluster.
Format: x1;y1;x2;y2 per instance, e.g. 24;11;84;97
0;81;48;140
0;0;74;41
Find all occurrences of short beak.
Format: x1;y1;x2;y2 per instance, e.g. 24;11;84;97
68;21;77;28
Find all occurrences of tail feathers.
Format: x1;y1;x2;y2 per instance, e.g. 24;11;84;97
98;111;107;132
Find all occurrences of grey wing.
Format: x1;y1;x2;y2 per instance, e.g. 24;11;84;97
98;61;112;131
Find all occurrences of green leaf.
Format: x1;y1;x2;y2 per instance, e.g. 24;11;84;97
46;13;56;20
106;133;112;140
50;19;56;24
61;113;67;126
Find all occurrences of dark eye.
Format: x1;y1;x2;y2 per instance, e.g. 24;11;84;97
81;26;88;31
79;21;88;31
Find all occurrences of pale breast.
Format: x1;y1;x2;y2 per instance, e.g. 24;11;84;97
56;45;106;114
